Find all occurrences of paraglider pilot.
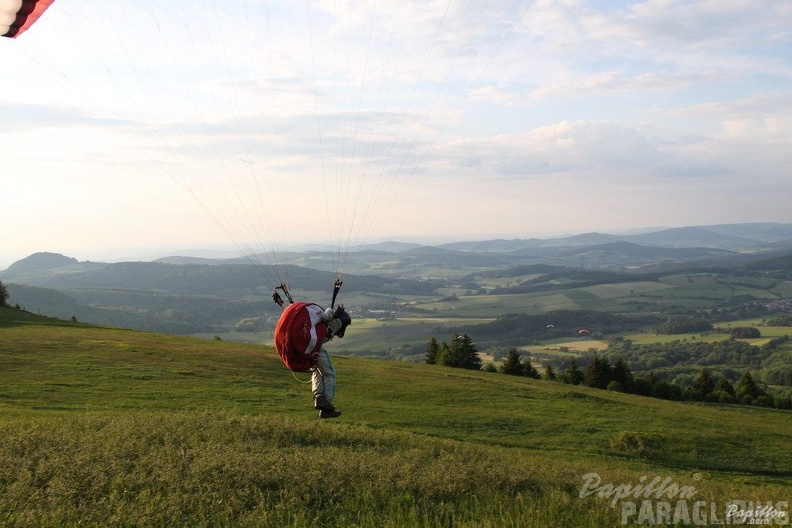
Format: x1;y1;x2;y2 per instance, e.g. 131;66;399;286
311;306;351;418
273;282;351;418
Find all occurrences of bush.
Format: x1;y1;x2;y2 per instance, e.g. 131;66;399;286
655;316;713;334
767;315;792;326
774;396;792;410
717;391;736;404
729;327;761;339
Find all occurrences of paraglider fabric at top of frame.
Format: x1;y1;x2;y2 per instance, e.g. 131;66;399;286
0;0;55;38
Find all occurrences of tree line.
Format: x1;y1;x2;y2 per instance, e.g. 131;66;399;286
425;334;546;377
551;356;790;409
596;334;792;388
425;332;792;410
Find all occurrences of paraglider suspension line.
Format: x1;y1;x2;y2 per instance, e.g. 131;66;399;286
291;370;313;384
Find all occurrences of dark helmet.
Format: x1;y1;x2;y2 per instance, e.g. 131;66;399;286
334;308;352;338
325;306;352;340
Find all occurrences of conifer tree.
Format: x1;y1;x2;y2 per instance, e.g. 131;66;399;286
713;378;735;396
562;359;584;385
713;378;736;403
611;357;634;392
0;281;8;307
693;368;715;397
500;348;524;376
735;371;766;403
523;357;540;379
440;333;482;371
437;342;450;366
456;333;482;371
584;356;612;389
425;337;440;364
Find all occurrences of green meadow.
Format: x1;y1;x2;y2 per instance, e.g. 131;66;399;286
1;307;790;527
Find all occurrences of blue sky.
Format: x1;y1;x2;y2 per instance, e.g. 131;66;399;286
1;0;791;266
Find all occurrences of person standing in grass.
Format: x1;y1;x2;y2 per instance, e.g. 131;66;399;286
273;295;351;419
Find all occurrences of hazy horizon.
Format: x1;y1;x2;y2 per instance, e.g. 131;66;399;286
5;220;792;270
1;227;590;268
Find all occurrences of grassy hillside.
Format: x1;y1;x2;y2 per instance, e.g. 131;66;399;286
1;307;790;527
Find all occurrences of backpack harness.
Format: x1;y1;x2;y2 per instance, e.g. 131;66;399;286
272;280;345;373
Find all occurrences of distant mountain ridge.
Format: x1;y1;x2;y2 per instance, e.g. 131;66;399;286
4;223;792;280
436;223;792;253
3;221;792;338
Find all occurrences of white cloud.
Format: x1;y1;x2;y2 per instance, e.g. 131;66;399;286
584;0;792;50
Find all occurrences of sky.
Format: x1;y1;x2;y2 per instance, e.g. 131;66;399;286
1;0;791;268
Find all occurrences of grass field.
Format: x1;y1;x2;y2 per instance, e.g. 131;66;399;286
411;291;582;316
1;307;790;527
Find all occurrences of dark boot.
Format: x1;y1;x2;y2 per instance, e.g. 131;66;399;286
319;408;342;419
314;393;335;411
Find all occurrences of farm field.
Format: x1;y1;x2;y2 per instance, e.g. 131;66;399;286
523;322;792;361
411;291;582;316
396;272;792;320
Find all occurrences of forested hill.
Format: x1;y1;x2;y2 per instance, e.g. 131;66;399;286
1;255;438;297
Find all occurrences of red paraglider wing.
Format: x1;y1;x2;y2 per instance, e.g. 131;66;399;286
1;0;55;38
274;302;327;372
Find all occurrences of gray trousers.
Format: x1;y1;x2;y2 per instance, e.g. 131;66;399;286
312;348;336;402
